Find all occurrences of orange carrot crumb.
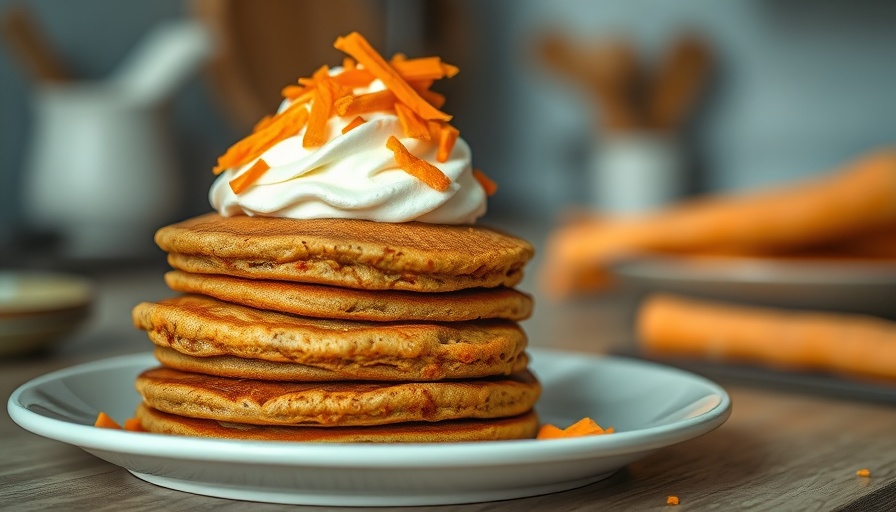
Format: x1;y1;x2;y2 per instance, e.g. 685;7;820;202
94;411;122;429
473;169;498;196
123;418;146;432
385;136;451;191
437;123;460;163
667;496;680;505
856;468;871;477
536;424;566;440
342;116;367;134
535;417;613;440
395;102;431;140
229;159;271;194
334;32;451;121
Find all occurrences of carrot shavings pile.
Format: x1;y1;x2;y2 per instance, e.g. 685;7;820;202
536;417;614;439
94;411;146;432
212;31;496;196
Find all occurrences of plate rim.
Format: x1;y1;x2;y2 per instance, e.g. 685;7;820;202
8;348;731;468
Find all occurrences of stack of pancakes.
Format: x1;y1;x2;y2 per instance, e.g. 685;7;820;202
132;213;540;442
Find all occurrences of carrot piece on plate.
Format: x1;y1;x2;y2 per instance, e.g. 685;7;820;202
94;411;122;429
123;418;146;432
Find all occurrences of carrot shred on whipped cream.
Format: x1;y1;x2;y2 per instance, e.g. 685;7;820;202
212;31;494;201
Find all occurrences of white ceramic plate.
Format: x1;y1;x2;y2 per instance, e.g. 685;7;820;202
8;349;730;506
611;255;896;318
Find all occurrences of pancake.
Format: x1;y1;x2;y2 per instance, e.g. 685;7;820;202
155;213;534;292
153;346;530;381
135;403;539;442
164;270;533;322
133;295;528;380
136;366;541;427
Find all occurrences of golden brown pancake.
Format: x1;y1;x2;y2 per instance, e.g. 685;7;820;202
135;403;539;442
153;346;530;382
155;213;534;292
133;295;527;380
136;366;540;427
164;270;533;322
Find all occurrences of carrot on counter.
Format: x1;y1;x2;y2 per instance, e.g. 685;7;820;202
334;32;452;121
856;469;871;478
540;150;896;298
229;159;271;194
667;496;680;506
386;136;451;191
637;293;896;380
473;169;498;196
536;417;613;439
94;411;122;429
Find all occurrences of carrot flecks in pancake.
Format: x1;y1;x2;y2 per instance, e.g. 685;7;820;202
386;136;450;191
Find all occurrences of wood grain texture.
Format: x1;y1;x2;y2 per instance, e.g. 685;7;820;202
3;274;896;510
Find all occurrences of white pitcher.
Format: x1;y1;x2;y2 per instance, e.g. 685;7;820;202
22;21;212;258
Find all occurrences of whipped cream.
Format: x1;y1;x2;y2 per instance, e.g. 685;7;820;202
210;77;486;224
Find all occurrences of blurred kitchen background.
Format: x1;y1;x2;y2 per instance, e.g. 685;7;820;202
1;0;895;398
2;0;896;259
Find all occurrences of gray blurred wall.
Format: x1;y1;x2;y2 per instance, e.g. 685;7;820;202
2;0;895;238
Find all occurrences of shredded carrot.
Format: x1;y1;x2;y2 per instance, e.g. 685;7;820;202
123;418;146;432
667;496;680;506
342;57;356;70
395;102;431;140
336;90;396;117
94;411;122;429
391;56;459;81
437;123;460;163
427;121;442;141
252;115;274;133
334;32;451;121
473;169;498;196
333;68;376;88
213;102;309;174
857;469;871;477
536;417;613;440
281;84;306;100
303;87;333;147
341;116;366;134
229;158;271;194
386;136;451;191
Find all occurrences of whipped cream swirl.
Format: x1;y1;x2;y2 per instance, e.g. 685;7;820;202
210;78;486;224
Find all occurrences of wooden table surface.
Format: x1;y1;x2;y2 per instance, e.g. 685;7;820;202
2;265;896;511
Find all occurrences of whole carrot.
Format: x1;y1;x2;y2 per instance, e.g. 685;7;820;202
637;294;896;380
541;150;896;297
